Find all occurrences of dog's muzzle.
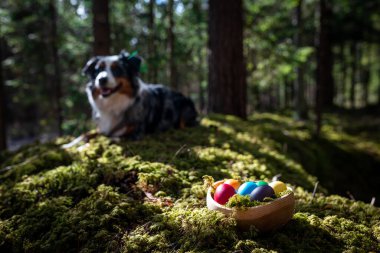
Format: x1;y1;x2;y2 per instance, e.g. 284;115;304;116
100;83;122;98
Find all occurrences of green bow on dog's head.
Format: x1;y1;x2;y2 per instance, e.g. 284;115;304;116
119;50;147;74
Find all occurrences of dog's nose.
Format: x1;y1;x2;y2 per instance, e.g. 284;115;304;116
98;76;108;87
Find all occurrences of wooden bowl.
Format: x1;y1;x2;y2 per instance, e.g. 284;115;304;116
206;181;295;232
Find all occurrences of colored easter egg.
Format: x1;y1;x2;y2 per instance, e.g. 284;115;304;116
225;179;241;190
256;180;268;186
269;181;287;195
249;185;275;202
237;181;257;196
214;183;236;205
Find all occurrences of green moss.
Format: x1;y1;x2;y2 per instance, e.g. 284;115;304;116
0;113;379;252
122;207;237;252
225;194;262;208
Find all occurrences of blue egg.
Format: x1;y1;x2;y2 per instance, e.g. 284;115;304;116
249;185;275;202
237;181;258;195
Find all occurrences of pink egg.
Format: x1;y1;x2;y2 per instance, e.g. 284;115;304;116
214;183;236;205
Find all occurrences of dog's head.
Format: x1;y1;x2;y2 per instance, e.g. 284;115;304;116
82;51;142;98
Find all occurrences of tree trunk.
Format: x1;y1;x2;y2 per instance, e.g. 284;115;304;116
362;68;370;108
294;0;308;120
193;0;205;112
0;39;6;151
349;42;357;109
378;47;380;107
317;0;334;111
147;0;158;83
167;0;177;90
92;0;110;56
49;0;63;136
208;0;247;119
340;43;347;107
361;44;370;108
316;0;332;136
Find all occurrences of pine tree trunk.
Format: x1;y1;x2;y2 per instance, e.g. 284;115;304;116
316;0;326;136
362;69;370;108
378;47;380;107
167;0;177;90
317;0;334;111
294;0;308;120
49;0;63;136
0;39;6;150
208;0;247;119
193;0;205;112
148;0;157;83
340;43;347;107
92;0;110;56
349;42;357;109
361;44;370;108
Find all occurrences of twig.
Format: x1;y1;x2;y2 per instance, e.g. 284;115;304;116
312;181;319;199
370;197;376;206
124;143;135;156
0;155;38;173
272;173;282;181
171;144;187;162
346;191;355;201
61;135;85;149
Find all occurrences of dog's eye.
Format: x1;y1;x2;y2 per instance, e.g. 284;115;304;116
111;66;124;77
96;62;106;72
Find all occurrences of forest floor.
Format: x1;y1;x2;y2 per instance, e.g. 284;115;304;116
0;112;379;252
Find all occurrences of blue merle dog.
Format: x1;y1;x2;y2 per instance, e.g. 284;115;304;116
80;51;198;140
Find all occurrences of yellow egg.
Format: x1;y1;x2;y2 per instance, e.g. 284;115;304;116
269;181;287;195
224;179;241;190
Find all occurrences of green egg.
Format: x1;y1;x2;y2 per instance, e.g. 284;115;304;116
256;180;268;186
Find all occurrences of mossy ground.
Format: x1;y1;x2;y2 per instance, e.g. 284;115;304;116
0;113;379;252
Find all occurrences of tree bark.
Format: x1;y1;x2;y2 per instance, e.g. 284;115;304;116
0;39;6;150
147;0;158;83
340;43;347;107
316;0;327;135
349;42;357;109
208;0;247;119
361;44;370;108
361;68;370;108
294;0;308;120
49;0;63;136
193;0;205;112
92;0;110;56
167;0;177;90
378;47;380;107
317;0;334;110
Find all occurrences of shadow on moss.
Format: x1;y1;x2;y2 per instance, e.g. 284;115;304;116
247;114;380;202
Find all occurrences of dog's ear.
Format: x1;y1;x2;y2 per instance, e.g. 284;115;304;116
119;51;142;76
82;57;99;78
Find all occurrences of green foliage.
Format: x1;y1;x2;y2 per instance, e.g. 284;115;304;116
0;113;379;252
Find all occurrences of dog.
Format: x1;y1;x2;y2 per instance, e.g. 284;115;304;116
78;51;197;141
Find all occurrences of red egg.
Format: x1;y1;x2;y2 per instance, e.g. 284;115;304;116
214;183;236;205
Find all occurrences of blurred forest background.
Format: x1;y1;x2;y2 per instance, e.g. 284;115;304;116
0;0;380;151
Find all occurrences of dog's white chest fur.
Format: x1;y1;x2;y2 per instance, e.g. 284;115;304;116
87;87;134;136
